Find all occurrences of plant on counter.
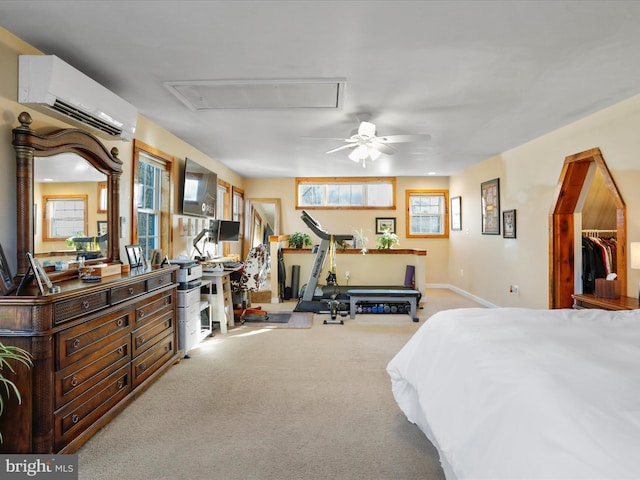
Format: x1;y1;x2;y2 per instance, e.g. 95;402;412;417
376;227;399;250
0;342;33;442
353;227;369;255
288;232;312;249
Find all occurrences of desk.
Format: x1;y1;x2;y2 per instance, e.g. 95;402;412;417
202;270;235;333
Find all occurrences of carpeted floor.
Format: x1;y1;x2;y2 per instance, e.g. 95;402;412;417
76;288;483;480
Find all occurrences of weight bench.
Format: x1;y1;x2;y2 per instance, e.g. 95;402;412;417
347;289;421;322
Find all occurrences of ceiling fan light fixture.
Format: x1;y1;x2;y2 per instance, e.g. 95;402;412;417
349;144;368;162
368;148;382;161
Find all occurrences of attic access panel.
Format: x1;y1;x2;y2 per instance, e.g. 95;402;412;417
164;78;345;110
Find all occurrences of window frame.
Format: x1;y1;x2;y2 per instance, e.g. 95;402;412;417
295;177;396;210
132;140;174;260
405;189;449;239
42;194;88;242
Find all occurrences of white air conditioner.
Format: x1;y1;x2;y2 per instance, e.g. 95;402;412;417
18;55;137;141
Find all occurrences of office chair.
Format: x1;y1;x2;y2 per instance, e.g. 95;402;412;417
232;243;270;323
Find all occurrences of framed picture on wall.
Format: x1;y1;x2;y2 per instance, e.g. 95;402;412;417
451;196;462;231
503;209;516;238
481;178;500;235
375;217;396;234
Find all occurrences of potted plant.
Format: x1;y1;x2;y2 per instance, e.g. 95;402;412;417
376;227;399;250
0;342;32;442
288;232;312;249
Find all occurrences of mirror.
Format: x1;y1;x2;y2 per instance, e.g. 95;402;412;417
245;198;280;252
34;154;108;263
12;112;122;276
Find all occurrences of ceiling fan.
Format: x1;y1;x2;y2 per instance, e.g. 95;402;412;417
325;119;431;168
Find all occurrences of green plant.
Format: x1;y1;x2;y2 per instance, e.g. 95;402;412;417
376;227;399;250
288;232;312;248
0;342;33;442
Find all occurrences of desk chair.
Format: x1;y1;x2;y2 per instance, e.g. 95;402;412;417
232;243;269;323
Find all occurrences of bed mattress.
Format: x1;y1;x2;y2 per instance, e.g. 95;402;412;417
386;307;640;479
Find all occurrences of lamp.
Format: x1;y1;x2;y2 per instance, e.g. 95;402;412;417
630;242;640;303
348;144;382;168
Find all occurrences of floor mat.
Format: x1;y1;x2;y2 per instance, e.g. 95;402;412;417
240;311;313;329
244;312;290;323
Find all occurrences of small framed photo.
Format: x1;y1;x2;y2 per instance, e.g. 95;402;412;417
503;209;516;239
125;244;147;268
97;220;108;236
450;196;462;231
375;217;396;234
0;243;15;295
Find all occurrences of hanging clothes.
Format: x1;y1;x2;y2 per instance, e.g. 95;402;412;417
581;234;616;294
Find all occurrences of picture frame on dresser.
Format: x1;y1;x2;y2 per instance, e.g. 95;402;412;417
0;242;15;295
125;244;147;268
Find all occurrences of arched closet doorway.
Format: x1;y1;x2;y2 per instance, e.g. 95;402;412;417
549;148;626;309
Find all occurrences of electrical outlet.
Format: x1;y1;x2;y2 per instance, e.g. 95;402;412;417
345;271;351;280
509;285;519;295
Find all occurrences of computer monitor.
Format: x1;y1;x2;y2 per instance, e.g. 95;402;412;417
218;220;240;242
208;219;221;242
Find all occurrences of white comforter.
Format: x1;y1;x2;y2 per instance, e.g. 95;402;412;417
386;307;640;479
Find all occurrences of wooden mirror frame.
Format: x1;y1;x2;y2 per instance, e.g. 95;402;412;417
12;111;122;276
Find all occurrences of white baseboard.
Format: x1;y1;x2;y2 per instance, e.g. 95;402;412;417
425;284;499;308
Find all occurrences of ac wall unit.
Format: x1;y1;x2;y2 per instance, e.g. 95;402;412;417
18;55;137;141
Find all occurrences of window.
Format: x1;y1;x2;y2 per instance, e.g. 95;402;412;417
406;190;449;238
43;195;88;241
296;177;395;209
97;182;107;213
132;141;173;262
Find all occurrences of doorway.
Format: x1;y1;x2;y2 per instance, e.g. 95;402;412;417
549;148;626;308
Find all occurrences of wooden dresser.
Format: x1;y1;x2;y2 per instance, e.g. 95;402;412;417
0;265;180;453
572;293;640;310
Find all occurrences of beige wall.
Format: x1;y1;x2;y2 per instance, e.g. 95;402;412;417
244;176;451;287
449;93;640;308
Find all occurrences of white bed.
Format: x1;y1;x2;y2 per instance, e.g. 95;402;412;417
386;307;640;479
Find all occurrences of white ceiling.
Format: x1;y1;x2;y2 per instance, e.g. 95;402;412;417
2;1;640;178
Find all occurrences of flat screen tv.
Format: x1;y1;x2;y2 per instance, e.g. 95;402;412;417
182;158;217;217
218;220;241;242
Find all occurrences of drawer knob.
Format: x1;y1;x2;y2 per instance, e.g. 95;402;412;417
117;380;124;389
116;318;124;327
72;414;79;424
82;300;90;310
139;362;147;372
71;376;78;387
128;287;134;295
164;298;169;305
138;311;145;318
138;336;145;345
117;346;124;355
72;339;80;348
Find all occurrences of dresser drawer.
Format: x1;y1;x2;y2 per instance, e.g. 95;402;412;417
111;280;146;304
54;364;131;450
56;308;132;370
132;332;175;388
132;310;174;357
146;272;174;292
134;291;173;328
55;335;130;409
54;290;109;325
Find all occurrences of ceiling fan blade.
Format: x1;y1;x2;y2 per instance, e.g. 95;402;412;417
377;134;431;144
358;121;377;138
326;143;357;154
372;143;397;155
